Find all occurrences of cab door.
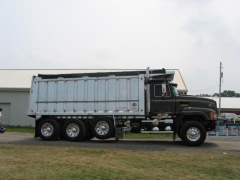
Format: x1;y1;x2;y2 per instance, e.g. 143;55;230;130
150;83;174;115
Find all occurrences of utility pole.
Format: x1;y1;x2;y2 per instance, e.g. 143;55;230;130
219;62;223;114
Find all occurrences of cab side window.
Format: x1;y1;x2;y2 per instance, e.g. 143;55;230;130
154;84;171;97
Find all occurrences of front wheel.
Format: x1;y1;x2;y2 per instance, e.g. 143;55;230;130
180;121;206;146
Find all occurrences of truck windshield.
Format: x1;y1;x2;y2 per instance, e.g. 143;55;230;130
171;86;178;96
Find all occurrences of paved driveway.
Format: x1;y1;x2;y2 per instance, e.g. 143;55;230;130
1;132;240;156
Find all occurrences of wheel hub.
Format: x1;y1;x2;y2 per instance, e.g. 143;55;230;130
101;125;106;131
72;127;77;133
66;123;80;137
41;123;54;137
95;121;109;135
186;127;201;141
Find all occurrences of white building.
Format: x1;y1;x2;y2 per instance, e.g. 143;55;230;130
206;97;240;115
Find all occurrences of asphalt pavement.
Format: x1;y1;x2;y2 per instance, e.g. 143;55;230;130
1;132;240;156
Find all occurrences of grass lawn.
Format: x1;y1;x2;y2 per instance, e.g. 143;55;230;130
0;144;240;180
124;132;173;139
4;126;35;133
1;126;240;179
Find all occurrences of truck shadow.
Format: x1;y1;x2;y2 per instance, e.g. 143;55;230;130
84;139;218;150
1;135;218;151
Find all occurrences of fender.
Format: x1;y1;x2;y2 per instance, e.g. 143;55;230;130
180;107;216;120
174;107;216;134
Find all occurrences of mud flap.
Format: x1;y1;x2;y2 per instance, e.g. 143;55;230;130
115;127;123;141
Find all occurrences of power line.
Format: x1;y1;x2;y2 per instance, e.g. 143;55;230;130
221;80;240;89
220;65;240;88
224;65;240;77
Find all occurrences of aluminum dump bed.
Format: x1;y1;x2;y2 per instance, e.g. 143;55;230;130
27;74;145;116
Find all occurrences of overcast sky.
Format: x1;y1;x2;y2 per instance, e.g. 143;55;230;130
0;0;239;95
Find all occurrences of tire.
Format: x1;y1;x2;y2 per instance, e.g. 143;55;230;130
79;120;88;141
180;121;206;146
91;118;114;139
37;119;60;141
63;119;87;141
56;121;63;139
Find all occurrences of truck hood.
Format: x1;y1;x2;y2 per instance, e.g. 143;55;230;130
176;95;218;112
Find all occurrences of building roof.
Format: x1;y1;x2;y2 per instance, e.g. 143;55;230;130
0;69;187;93
206;97;240;109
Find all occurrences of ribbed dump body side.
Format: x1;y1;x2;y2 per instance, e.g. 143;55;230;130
27;74;145;116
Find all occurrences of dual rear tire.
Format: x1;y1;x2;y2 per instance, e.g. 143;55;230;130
37;118;114;141
63;118;114;141
37;119;87;141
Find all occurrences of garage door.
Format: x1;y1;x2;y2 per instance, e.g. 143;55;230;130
0;103;11;126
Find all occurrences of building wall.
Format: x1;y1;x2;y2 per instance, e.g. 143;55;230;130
0;89;34;127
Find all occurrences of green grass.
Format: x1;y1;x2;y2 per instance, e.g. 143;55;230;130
1;127;240;179
124;132;173;139
0;145;239;180
4;126;35;133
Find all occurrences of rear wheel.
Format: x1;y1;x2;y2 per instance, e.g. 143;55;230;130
37;119;59;141
91;118;114;139
180;121;206;146
63;119;87;141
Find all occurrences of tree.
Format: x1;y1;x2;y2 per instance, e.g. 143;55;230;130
212;90;240;97
196;90;240;97
222;90;235;97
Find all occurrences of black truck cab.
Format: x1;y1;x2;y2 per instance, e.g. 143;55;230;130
149;80;217;146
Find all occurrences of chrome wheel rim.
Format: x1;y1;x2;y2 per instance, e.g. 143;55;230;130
41;123;54;137
66;123;80;137
95;121;109;135
186;127;201;141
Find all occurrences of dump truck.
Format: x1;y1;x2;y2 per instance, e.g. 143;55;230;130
27;68;217;146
